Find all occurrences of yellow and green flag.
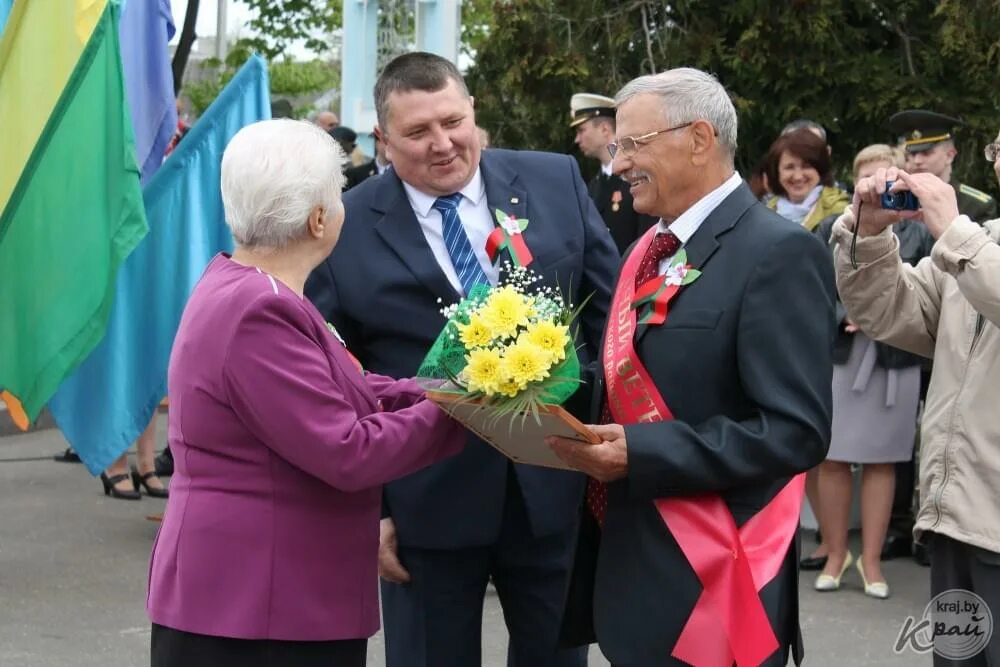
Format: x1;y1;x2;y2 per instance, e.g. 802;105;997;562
0;0;147;423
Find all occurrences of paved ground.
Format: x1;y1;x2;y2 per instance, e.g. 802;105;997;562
0;423;934;666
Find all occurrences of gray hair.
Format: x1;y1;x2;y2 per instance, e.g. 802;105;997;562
221;119;346;250
374;51;470;130
615;67;738;161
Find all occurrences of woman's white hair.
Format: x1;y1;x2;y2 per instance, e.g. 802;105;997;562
615;67;738;161
221;118;346;250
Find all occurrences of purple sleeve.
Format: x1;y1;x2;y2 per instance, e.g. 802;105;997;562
364;373;425;411
222;294;464;492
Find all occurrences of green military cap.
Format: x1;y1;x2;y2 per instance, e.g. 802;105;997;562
570;93;616;128
888;109;963;153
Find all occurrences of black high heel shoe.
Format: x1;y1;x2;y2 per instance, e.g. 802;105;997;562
100;472;141;500
131;466;169;498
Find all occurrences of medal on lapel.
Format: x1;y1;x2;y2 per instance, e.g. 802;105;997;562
486;208;534;268
629;249;701;326
611;189;622;212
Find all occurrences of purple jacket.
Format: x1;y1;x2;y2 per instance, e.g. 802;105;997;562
147;255;463;641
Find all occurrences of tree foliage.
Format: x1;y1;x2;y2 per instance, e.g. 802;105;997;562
184;42;338;117
234;0;342;59
466;0;1000;191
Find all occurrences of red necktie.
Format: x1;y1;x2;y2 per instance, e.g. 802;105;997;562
585;230;682;527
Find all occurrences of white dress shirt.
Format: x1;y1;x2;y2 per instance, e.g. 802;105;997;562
655;171;743;274
600;162;614;177
402;167;499;294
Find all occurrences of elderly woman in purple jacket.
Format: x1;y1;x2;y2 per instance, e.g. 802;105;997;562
147;119;464;667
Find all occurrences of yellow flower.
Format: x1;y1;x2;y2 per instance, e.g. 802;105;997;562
522;321;569;363
501;342;551;388
496;376;524;398
464;348;503;395
480;286;533;339
457;315;493;349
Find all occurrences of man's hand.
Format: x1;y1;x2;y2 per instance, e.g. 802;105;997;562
844;318;860;334
852;165;919;237
895;171;961;239
546;423;628;482
378;518;411;584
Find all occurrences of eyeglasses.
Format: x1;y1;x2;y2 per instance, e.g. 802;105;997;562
607;122;693;159
985;141;1000;163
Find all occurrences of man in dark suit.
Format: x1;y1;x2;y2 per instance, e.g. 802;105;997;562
305;52;619;667
344;127;390;191
549;68;836;666
571;93;657;254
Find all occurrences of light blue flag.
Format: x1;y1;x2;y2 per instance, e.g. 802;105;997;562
119;0;177;184
49;55;271;474
0;0;11;36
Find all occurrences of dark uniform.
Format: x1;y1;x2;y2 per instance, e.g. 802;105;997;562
586;169;656;255
344;160;378;191
569;92;656;255
889;109;997;222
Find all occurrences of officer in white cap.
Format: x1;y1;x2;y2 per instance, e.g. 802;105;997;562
571;93;655;254
889;109;996;222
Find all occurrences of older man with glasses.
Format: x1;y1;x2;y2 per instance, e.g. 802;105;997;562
550;67;836;667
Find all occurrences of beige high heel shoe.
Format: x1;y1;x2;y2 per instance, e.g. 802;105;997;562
856;559;890;599
814;551;853;592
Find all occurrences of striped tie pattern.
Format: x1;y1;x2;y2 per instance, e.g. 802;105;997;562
433;193;489;296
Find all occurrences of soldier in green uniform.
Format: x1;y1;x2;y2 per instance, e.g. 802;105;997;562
889;110;997;222
570;93;656;255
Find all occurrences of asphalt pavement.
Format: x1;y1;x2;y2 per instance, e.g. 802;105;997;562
0;422;933;666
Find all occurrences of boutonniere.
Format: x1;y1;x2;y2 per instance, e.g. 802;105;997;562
630;249;702;326
486;208;534;268
327;322;365;373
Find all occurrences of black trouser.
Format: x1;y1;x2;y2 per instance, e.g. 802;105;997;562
929;533;1000;667
380;471;586;667
151;624;367;667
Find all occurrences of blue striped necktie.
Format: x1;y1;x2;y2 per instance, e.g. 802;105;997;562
432;193;489;296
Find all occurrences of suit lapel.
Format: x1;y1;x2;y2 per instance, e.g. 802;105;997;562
372;171;460;301
481;151;528;279
634;182;757;342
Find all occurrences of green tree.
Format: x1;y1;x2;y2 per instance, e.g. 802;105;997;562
466;0;1000;193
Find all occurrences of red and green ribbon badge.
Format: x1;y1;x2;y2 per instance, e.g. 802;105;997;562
630;249;702;326
486;208;534;268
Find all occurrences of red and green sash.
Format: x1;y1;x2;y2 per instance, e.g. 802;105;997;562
602;226;805;667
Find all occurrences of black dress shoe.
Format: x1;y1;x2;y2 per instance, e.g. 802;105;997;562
914;542;930;567
154;448;173;477
53;448;81;463
131;466;169;498
800;555;828;571
100;472;141;500
881;534;913;561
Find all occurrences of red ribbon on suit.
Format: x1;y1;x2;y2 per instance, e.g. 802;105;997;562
485;210;534;268
602;226;804;667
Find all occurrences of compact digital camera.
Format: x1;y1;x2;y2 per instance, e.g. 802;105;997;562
880;181;920;211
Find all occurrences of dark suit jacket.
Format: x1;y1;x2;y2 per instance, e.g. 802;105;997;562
344;160;379;191
587;171;657;255
306;148;620;549
564;183;836;666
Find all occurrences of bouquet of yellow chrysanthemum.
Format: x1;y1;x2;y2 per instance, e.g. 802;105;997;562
417;265;585;425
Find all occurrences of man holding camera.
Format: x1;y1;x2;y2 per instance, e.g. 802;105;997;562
831;164;1000;665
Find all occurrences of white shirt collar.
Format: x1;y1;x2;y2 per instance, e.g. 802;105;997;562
657;171;743;244
600;162;614;177
402;167;486;218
